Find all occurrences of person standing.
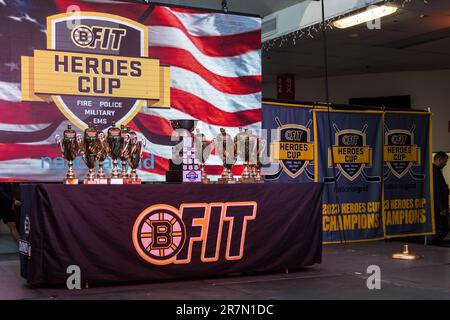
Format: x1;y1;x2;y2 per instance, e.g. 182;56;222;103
428;152;449;245
0;183;21;243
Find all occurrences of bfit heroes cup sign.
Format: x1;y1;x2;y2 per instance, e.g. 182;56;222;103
21;12;171;130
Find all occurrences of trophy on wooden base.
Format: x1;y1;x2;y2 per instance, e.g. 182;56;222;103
106;122;130;184
235;128;254;183
55;124;80;184
250;131;266;183
217;128;237;184
79;123;100;184
126;134;145;184
96;130;109;184
120;125;131;179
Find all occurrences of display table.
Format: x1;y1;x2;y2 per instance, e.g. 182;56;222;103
20;183;323;285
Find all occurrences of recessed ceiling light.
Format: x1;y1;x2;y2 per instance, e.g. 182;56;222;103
333;4;398;29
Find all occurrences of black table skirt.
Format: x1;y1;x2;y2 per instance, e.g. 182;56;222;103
20;183;323;285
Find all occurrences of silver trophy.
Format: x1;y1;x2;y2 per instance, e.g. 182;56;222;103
127;134;146;184
249;131;266;183
55;124;80;184
216;128;237;184
235;128;253;183
79;123;100;184
96;131;108;184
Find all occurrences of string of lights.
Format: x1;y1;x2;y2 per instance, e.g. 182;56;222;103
262;0;430;51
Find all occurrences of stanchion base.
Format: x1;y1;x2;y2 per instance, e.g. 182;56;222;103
391;244;422;260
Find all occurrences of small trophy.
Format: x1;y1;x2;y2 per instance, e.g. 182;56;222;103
194;129;213;184
119;124;130;179
249;131;266;183
106;121;129;184
96;127;108;184
235;128;254;183
217;128;237;184
55;124;80;184
127;134;145;184
79;122;100;184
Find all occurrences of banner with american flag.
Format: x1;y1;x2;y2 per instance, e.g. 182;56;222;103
0;0;261;182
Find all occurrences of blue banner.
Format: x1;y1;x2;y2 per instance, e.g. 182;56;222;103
262;101;435;243
383;112;434;237
314;110;384;243
262;102;315;183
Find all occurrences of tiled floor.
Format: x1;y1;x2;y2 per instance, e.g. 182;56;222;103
1;240;449;300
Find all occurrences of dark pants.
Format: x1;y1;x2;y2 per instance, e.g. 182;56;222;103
428;214;449;245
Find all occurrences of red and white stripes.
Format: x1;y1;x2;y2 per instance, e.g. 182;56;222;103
0;1;261;182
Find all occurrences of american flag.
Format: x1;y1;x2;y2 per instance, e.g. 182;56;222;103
0;0;262;182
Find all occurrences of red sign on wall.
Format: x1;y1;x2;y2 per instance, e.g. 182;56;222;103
277;74;295;100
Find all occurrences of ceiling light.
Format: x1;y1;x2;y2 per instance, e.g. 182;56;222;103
333;4;398;29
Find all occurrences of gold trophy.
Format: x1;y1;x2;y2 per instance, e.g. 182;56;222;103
79;122;100;184
55;124;80;184
217;128;237;184
249;131;266;183
119;125;130;179
126;133;145;184
235;128;253;183
194;129;213;183
106;121;130;184
96;129;108;184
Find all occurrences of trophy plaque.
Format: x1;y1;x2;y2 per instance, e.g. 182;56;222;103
80;123;100;184
166;120;201;183
217;128;237;184
55;124;80;184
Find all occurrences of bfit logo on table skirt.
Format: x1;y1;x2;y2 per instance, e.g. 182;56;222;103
132;202;257;265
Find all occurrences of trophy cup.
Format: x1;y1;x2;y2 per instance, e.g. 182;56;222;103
166;120;201;183
119;125;130;179
217;128;237;184
249;131;266;183
127;134;145;184
235;128;254;183
96;128;108;184
106;121;130;184
79;123;100;184
194;129;213;184
55;124;80;184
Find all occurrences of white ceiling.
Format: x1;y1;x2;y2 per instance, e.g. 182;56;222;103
262;1;450;81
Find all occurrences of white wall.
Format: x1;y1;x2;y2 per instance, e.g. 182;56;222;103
262;69;450;152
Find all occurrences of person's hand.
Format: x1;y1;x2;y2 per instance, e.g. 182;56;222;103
13;200;21;207
440;209;448;216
